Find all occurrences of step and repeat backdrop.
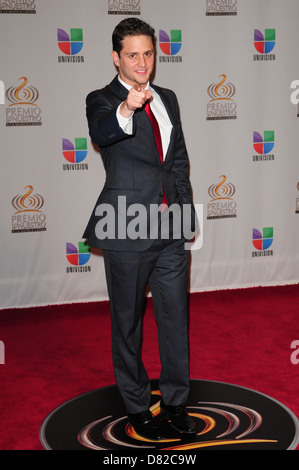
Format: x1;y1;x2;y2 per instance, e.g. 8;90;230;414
1;0;299;309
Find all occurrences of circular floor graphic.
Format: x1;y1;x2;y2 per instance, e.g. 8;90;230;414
40;379;299;451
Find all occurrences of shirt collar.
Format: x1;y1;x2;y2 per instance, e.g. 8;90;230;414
118;75;151;92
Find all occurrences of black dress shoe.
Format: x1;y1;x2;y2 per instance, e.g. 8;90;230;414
160;401;196;434
127;410;165;440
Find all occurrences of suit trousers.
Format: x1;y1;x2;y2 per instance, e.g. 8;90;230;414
102;233;190;414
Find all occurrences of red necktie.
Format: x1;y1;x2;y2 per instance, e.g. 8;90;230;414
144;101;168;210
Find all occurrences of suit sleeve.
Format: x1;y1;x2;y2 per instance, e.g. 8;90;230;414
86;90;135;148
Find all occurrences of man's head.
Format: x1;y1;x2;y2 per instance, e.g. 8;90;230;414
112;18;155;57
111;18;156;89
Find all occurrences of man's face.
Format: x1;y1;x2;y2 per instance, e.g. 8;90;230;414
112;34;155;88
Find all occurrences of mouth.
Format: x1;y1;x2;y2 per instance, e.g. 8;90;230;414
135;70;148;76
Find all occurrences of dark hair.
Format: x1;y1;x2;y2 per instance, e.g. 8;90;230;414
112;18;155;56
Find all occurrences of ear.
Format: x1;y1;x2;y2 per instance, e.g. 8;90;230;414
112;51;120;68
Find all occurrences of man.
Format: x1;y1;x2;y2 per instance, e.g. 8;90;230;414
83;18;197;441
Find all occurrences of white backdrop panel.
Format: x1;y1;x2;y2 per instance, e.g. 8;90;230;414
0;0;298;308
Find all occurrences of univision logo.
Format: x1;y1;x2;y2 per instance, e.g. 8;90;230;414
252;227;273;257
58;28;84;62
253;131;275;161
159;29;182;63
66;242;91;273
253;29;276;61
62;138;88;171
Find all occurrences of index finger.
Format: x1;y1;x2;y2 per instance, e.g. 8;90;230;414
144;90;152;101
133;84;142;93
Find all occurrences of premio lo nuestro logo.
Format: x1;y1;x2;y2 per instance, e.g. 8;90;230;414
40;379;299;450
57;28;84;63
107;0;141;15
159;30;182;63
253;29;276;61
253;131;275;162
206;74;237;120
206;0;237;16
62;138;88;171
5;76;42;126
11;185;46;233
252;227;273;257
207;175;237;219
66;242;91;273
0;0;36;14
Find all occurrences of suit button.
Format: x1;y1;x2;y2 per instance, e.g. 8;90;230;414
159;192;163;197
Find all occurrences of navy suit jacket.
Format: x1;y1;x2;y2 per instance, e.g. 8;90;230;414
83;75;196;250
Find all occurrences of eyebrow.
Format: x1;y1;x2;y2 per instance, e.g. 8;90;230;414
124;49;154;55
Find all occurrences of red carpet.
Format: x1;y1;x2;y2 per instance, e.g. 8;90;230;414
0;284;299;450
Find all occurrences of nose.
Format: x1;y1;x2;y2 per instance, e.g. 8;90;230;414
138;55;146;67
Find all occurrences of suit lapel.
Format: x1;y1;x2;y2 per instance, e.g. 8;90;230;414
109;75;129;101
151;84;176;127
151;85;175;162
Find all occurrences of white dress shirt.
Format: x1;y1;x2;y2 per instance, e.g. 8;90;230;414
116;76;173;160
